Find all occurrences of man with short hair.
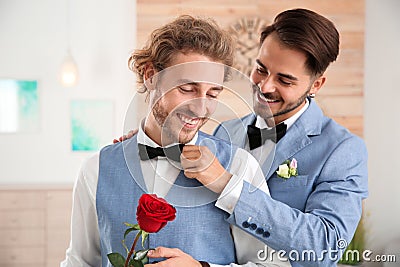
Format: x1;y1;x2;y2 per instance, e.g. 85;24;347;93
211;8;368;266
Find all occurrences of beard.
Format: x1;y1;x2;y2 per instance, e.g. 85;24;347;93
253;86;310;120
152;100;209;144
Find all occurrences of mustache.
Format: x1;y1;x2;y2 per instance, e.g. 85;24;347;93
252;84;281;101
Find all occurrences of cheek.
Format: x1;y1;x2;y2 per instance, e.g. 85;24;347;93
249;70;259;84
278;87;297;101
207;100;218;114
164;95;184;113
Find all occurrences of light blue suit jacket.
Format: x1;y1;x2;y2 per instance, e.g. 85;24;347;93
214;99;368;266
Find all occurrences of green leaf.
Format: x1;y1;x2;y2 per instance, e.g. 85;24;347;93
141;256;149;264
107;253;126;267
141;231;149;248
129;259;144;267
124;227;139;239
122;239;129;254
124;223;140;230
134;249;149;261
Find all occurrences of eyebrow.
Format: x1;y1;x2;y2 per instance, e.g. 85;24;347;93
255;59;299;81
176;79;224;91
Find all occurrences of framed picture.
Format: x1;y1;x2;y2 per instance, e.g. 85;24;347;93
70;99;114;151
0;79;40;133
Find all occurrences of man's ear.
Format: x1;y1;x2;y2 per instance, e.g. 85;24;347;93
309;75;326;95
144;63;156;85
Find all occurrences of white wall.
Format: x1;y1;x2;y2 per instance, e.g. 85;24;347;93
364;0;400;263
0;0;136;184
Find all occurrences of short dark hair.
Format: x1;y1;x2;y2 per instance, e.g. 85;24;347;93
260;8;339;76
129;15;234;93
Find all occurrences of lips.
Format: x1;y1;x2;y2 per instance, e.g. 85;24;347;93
257;92;281;104
177;113;202;129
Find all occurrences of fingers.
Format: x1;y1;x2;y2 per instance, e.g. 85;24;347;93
181;145;201;160
147;247;183;259
112;129;138;143
128;129;138;137
181;145;215;172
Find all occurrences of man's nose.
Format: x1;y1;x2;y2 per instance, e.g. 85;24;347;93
258;77;277;94
189;97;215;117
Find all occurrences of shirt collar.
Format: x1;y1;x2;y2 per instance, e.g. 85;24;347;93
137;119;198;147
256;98;309;130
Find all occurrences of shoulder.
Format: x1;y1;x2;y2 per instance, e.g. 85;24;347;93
321;117;366;151
75;152;100;199
198;130;241;155
219;113;254;128
214;113;254;139
198;131;233;147
99;141;124;154
314;118;368;172
80;152;100;180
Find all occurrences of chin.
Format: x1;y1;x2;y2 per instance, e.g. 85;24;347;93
178;130;196;144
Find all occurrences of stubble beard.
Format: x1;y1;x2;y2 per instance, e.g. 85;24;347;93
254;88;310;121
152;101;206;144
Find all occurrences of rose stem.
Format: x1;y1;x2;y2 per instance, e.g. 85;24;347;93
124;230;141;267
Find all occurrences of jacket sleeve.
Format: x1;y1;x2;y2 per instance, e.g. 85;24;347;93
224;136;368;266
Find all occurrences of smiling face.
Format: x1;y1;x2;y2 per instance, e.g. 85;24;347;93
144;52;225;145
250;32;325;126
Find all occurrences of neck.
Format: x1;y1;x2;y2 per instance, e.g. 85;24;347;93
273;98;308;125
143;116;165;146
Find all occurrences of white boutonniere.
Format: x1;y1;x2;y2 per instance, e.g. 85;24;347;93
276;158;298;179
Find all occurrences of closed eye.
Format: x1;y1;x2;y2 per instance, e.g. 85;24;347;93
207;87;223;98
256;67;269;75
279;79;292;86
178;85;194;93
207;93;218;98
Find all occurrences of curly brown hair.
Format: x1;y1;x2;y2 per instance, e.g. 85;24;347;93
128;15;234;93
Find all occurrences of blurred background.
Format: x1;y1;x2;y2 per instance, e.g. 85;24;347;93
0;0;399;266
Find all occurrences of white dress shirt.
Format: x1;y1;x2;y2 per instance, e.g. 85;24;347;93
248;100;310;163
60;126;289;267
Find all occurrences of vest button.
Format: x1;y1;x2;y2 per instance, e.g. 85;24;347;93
242;221;250;228
263;231;271;238
256;227;264;235
249;223;257;230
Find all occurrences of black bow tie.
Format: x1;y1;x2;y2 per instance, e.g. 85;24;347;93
138;143;185;162
247;121;287;150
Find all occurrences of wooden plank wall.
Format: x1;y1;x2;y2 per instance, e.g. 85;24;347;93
0;188;72;267
136;0;364;137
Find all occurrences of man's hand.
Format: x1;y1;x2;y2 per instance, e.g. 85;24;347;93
112;129;138;143
145;247;202;267
181;145;232;194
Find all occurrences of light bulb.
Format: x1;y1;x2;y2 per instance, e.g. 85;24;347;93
60;51;79;87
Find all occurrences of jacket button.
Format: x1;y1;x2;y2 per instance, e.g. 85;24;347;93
256;227;264;235
242;221;250;228
263;231;271;238
249;223;257;230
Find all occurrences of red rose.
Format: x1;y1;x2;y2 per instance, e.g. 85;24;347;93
136;194;176;233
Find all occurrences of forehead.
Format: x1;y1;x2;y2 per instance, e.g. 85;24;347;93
146;60;226;92
258;33;310;76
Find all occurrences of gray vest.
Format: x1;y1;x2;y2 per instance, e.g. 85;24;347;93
97;131;237;266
